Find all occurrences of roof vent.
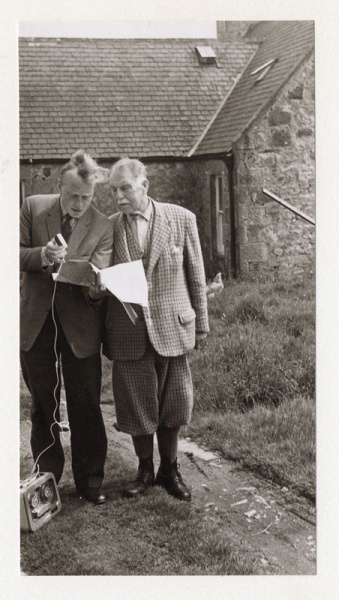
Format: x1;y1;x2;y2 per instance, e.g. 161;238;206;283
195;46;217;65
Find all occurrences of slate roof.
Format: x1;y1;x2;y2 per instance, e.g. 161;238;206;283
193;21;315;155
19;37;256;160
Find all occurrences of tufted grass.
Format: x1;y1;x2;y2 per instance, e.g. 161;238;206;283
188;276;315;499
190;278;315;411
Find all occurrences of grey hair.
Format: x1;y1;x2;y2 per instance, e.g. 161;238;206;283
109;157;147;181
60;150;100;183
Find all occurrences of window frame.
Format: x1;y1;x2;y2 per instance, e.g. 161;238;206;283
210;174;225;256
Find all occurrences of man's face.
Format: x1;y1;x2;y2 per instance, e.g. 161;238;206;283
109;168;149;214
60;170;95;218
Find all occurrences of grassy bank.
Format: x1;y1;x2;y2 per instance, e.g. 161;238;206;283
188;277;315;500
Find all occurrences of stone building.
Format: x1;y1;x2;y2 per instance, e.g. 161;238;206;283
19;21;315;280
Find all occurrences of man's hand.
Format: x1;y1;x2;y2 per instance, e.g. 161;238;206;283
195;332;208;350
44;238;67;264
88;284;107;299
88;272;108;299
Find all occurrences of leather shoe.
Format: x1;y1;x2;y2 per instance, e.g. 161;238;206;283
155;458;191;501
78;487;106;505
123;457;155;498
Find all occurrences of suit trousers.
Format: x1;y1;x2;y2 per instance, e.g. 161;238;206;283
20;310;107;491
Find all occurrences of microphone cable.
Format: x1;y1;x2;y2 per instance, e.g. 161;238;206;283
30;259;70;478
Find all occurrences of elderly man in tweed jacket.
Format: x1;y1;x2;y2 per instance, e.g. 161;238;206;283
104;158;209;501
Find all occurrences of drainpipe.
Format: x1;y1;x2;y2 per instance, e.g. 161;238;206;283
223;152;237;279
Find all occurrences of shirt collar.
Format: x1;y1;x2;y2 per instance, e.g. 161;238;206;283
127;198;153;222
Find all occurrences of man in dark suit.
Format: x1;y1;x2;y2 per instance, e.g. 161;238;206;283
104;158;209;501
20;150;113;504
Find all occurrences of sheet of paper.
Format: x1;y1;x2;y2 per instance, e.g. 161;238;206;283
93;260;148;307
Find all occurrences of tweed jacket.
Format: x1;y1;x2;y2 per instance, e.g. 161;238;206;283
104;199;209;360
20;194;113;358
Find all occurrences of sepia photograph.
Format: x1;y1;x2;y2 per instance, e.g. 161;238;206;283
18;19;316;576
1;1;339;597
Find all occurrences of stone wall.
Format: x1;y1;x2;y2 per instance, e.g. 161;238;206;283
233;54;315;280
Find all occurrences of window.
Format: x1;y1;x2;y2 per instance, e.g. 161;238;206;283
195;46;217;65
210;175;224;255
251;59;277;83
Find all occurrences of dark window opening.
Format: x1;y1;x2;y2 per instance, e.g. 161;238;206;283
210;174;224;256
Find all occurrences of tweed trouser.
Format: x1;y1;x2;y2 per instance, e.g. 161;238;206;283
112;343;193;436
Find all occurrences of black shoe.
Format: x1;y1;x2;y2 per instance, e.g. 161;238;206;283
123;457;155;498
78;487;106;505
155;458;191;502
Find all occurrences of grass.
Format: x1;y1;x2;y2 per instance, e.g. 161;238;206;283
191;279;315;411
188;395;315;501
21;446;260;576
20;276;315;575
188;276;315;500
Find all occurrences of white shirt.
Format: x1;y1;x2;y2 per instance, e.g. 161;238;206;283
126;200;153;252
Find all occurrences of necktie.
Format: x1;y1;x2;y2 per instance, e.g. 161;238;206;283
61;214;73;243
129;214;140;249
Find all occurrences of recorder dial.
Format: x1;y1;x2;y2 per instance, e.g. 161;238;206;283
40;482;54;502
28;491;39;509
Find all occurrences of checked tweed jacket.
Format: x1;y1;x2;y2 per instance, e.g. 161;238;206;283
104;199;209;361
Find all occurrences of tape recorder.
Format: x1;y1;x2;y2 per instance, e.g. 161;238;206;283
20;472;61;532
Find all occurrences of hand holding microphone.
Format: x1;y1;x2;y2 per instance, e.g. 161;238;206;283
45;234;68;264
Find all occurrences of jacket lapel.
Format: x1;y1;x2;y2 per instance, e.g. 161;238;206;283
47;200;94;258
46;196;62;242
66;207;91;257
146;200;171;279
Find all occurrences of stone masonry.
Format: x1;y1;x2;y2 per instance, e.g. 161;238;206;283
233;54;315;280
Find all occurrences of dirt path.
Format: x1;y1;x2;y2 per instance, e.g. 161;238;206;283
20;403;316;575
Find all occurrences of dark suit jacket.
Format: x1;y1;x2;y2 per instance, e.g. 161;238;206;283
104;200;209;361
20;194;113;358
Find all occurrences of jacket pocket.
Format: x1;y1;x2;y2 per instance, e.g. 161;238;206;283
178;308;196;324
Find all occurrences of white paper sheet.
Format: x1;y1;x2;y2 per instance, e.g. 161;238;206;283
91;260;148;307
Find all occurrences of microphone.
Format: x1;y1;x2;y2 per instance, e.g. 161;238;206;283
54;233;68;249
53;234;68;272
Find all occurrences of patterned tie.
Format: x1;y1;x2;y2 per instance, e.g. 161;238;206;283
129;214;140;249
61;213;73;243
